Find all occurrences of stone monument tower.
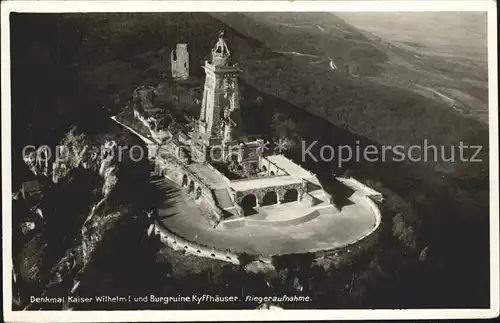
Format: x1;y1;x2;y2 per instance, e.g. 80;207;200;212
198;30;241;139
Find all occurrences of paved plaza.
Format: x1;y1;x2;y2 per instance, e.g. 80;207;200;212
154;177;378;256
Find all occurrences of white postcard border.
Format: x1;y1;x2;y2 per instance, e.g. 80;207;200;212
2;1;498;321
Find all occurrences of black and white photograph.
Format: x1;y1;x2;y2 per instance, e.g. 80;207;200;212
2;1;498;321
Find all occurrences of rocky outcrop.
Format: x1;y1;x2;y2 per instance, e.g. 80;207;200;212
23;126;121;192
23;146;51;177
131;97;170;142
15;124;151;309
81;211;122;263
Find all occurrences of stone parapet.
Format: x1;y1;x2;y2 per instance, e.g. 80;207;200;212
153;222;240;265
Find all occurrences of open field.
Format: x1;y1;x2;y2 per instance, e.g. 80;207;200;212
336;12;487;62
214;12;488;125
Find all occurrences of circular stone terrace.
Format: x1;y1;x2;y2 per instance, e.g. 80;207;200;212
154;177;380;256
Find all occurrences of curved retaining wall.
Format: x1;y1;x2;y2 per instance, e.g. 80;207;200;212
313;195;382;258
348;195;382;245
153;194;382;266
153;222;241;265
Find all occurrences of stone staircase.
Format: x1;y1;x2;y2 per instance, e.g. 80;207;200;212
309;189;330;203
213;188;235;210
301;192;319;207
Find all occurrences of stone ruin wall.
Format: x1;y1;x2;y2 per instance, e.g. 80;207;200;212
171;44;189;80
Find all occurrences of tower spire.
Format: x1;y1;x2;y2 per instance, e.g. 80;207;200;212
212;29;231;66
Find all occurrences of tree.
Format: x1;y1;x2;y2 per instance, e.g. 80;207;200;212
419;246;429;262
399;226;417;250
392;213;405;237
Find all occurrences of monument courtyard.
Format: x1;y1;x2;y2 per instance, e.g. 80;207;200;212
113;30;383;259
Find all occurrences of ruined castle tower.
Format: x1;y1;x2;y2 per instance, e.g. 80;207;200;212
198;30;241;139
171;43;189;80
